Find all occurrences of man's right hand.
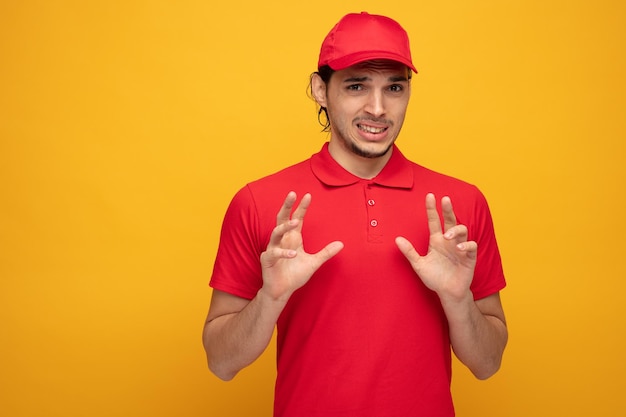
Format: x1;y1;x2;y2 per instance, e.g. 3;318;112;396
259;191;344;302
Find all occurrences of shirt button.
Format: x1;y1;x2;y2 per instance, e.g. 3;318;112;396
367;199;375;206
370;219;378;227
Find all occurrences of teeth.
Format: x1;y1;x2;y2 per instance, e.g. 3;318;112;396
359;124;386;133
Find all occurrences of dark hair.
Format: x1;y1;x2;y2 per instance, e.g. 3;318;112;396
308;65;335;132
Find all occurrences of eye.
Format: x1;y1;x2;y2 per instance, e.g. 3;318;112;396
388;84;404;92
347;84;364;91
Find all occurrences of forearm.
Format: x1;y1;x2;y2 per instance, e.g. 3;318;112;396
202;289;288;381
441;292;508;380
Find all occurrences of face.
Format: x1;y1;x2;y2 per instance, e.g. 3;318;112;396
313;60;411;174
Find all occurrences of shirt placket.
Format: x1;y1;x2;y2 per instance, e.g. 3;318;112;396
364;182;383;244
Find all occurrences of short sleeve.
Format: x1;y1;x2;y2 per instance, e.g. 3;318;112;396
467;188;506;300
209;185;266;300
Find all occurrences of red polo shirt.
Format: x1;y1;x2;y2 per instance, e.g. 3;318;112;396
210;143;505;417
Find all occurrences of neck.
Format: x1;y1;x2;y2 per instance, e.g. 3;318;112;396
327;140;393;179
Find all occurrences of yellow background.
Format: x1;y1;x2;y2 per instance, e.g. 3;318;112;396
1;0;624;416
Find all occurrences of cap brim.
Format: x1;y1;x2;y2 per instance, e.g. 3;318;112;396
326;51;417;73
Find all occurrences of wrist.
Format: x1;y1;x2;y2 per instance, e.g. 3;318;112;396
437;288;474;309
257;286;292;305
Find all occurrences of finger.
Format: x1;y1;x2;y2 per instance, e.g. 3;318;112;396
313;241;344;264
291;193;312;223
441;196;457;232
267;218;300;248
260;246;297;267
425;193;442;235
443;224;468;241
456;240;478;260
395;236;422;263
276;191;297;225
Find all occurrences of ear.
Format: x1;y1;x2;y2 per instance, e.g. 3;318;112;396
311;73;328;108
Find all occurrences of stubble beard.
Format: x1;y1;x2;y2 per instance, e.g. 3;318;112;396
335;117;396;159
349;141;394;159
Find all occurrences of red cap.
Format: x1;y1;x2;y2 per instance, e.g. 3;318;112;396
318;12;417;73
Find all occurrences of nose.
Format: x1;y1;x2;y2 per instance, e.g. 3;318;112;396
364;90;385;118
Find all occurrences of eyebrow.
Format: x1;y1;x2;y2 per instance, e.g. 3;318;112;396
342;75;409;83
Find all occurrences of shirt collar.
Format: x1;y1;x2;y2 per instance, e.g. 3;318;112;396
310;142;414;189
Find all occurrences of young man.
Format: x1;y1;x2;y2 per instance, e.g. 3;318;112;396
203;12;507;417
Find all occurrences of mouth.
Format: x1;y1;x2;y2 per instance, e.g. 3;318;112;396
357;123;388;134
